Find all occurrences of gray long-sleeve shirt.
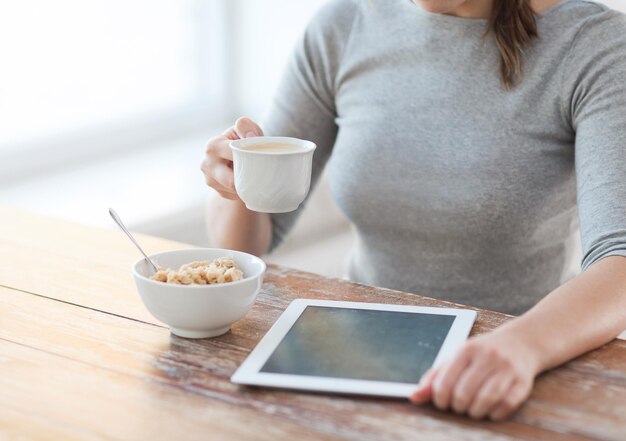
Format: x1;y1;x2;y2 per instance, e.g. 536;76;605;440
263;0;626;315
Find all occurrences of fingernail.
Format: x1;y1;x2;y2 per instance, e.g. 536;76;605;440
245;131;256;138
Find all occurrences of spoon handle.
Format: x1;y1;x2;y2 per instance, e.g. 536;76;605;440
109;208;159;274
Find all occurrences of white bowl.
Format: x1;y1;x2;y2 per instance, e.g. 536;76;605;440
132;248;266;339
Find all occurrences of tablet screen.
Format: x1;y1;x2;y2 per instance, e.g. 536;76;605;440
260;306;456;384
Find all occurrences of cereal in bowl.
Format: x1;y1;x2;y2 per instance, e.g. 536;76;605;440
151;257;244;285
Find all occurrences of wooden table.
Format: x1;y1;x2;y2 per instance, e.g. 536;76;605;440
1;207;625;441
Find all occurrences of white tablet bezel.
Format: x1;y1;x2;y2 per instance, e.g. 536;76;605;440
231;299;477;398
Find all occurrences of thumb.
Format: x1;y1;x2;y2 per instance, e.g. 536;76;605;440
234;116;264;139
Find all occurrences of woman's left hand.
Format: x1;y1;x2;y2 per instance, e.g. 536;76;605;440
409;328;541;421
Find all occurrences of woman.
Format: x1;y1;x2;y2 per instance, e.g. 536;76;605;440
201;0;626;421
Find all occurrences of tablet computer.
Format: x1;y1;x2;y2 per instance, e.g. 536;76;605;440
231;299;477;398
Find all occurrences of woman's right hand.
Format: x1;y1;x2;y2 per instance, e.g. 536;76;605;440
201;117;264;200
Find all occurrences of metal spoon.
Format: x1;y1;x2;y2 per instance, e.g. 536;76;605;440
109;208;159;274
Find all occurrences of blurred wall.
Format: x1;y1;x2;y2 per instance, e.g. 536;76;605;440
229;0;329;119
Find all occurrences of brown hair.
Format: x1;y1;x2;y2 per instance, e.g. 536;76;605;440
486;0;538;89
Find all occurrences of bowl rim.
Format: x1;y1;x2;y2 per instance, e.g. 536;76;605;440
132;247;267;289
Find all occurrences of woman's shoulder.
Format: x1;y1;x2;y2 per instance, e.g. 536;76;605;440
549;0;626;44
552;2;626;125
299;0;364;65
307;0;362;32
551;0;621;17
543;0;626;81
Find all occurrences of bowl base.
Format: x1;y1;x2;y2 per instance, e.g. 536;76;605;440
170;326;230;339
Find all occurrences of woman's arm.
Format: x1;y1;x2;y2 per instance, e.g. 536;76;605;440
206;197;272;256
411;9;626;421
410;255;626;420
504;255;626;371
202;118;272;256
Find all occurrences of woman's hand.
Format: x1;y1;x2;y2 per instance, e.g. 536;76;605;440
410;328;540;421
201;116;263;200
201;116;272;255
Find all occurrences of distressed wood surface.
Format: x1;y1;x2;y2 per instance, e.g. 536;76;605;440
1;206;625;440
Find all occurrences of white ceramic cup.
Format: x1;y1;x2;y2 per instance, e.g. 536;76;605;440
230;136;316;213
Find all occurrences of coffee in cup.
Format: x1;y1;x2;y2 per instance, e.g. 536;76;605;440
239;142;304;153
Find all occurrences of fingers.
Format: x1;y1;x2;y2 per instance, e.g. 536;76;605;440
233;116;263;139
488;379;531;421
410;366;439;404
201;136;237;199
201;116;262;201
206;135;234;161
450;359;496;414
212;162;236;192
200;158;239;200
408;335;534;421
431;346;473;411
467;373;514;419
212;116;263;160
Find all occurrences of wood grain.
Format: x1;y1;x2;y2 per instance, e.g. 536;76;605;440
1;206;625;440
0;407;89;441
0;339;337;441
2;285;624;440
0;286;591;441
0;206;187;325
